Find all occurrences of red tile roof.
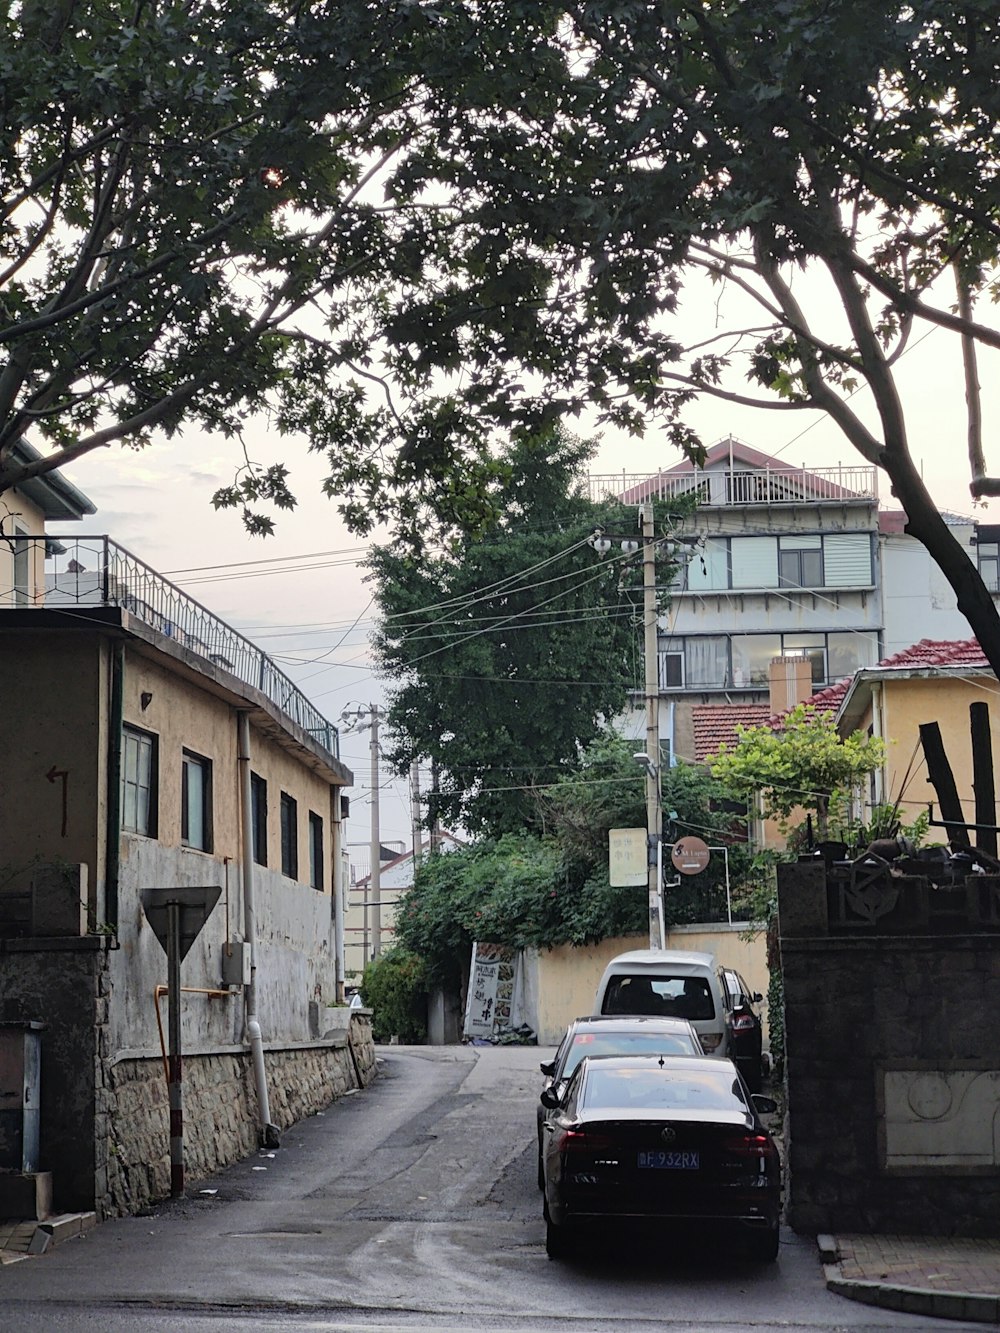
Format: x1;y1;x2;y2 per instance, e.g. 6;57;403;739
692;703;772;761
874;638;990;671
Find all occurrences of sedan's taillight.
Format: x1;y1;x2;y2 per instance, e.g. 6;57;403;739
731;1013;755;1033
721;1132;776;1159
556;1128;614;1153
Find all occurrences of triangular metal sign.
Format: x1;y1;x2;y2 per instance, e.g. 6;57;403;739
141;885;222;961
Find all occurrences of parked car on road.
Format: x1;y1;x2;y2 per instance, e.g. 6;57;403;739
720;967;765;1092
540;1054;781;1263
536;1015;703;1188
593;949;729;1051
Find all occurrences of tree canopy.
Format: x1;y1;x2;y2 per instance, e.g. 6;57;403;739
368;429;682;834
709;703;885;837
396;733;754;984
6;1;1000;665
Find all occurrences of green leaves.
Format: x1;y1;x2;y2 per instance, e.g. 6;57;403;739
709;704;884;837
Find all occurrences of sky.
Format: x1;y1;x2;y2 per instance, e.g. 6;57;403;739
58;272;1000;857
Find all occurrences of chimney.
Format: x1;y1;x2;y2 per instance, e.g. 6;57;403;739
768;655;813;714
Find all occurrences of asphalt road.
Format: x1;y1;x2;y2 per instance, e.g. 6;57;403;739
0;1045;983;1332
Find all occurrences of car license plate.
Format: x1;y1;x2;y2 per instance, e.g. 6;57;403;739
637;1150;699;1169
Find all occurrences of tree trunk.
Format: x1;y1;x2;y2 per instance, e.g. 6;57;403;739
880;449;1000;679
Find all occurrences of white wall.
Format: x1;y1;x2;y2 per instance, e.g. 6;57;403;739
880;528;978;656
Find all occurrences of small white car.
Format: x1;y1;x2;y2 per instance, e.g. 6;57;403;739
593;948;730;1058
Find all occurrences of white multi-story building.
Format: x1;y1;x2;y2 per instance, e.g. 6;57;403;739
589;437;983;763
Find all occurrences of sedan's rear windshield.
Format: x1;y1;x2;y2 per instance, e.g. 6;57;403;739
582;1064;746;1112
603;974;715;1020
563;1030;698;1078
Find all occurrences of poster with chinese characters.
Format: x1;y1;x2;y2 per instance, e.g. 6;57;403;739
463;942;517;1039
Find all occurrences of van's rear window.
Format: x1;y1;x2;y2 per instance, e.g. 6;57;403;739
603;975;715;1020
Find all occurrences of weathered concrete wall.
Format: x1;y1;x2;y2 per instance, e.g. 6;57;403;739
110;844;339;1052
102;1013;376;1217
779;860;1000;1237
0;634;107;917
0;938;108;1214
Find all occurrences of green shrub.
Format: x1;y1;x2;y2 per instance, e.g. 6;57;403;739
360;947;428;1043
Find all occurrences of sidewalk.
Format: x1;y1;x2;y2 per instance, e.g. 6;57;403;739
820;1233;1000;1324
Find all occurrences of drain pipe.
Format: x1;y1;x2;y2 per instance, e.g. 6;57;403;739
237;712;280;1149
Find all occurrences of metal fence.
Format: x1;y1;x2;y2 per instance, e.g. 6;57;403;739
42;535;339;760
588;463;878;507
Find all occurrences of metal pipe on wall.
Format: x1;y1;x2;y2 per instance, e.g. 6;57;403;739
237;711;279;1148
104;639;125;931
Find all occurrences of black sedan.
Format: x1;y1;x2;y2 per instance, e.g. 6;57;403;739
537;1016;703;1189
540;1054;781;1262
721;967;766;1093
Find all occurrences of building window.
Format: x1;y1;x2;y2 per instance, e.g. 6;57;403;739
778;544;824;589
783;634;826;685
181;750;212;851
309;812;324;891
979;542;1000;593
280;793;298;879
659;650;684;688
250;773;267;866
121;726;157;836
685;637;729;687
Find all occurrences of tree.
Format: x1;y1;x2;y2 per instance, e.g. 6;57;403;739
369;429;680;834
10;1;1000;676
709;704;884;838
0;0;514;535
396;731;758;984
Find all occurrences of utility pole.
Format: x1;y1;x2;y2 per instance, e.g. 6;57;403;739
409;759;423;867
340;703;384;959
430;757;443;854
369;704;381;957
640;503;664;949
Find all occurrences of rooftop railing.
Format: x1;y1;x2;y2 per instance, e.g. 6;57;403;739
36;535;339;761
587;463;878;507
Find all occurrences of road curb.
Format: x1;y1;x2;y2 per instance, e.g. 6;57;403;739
822;1264;1000;1325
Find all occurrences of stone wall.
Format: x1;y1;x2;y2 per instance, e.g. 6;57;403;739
100;1013;376;1217
778;860;1000;1237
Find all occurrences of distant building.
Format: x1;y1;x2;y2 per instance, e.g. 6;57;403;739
589;436;986;769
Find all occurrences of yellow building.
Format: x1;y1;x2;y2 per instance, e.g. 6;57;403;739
835;638;995;832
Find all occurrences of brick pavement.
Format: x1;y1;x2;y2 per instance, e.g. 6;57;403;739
822;1233;1000;1324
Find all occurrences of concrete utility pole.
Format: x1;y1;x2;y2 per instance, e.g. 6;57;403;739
369;704;382;958
410;760;423;868
340;703;384;960
640;503;664;950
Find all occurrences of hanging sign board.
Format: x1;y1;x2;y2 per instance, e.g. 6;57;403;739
670;837;711;876
609;828;648;887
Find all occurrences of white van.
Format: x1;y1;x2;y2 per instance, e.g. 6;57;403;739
592;948;729;1057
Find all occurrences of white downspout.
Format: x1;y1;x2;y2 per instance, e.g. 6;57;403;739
332;789;345;1004
237;712;279;1148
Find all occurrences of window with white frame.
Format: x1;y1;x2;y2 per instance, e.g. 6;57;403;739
121;726;157;836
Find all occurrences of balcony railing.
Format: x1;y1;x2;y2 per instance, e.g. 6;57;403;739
587;463;878;507
36;535;339;760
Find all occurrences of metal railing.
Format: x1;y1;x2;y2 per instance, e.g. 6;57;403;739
588;463;878;506
39;535;339;760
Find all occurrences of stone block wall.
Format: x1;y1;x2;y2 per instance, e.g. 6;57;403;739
779;860;1000;1237
100;1013;376;1217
